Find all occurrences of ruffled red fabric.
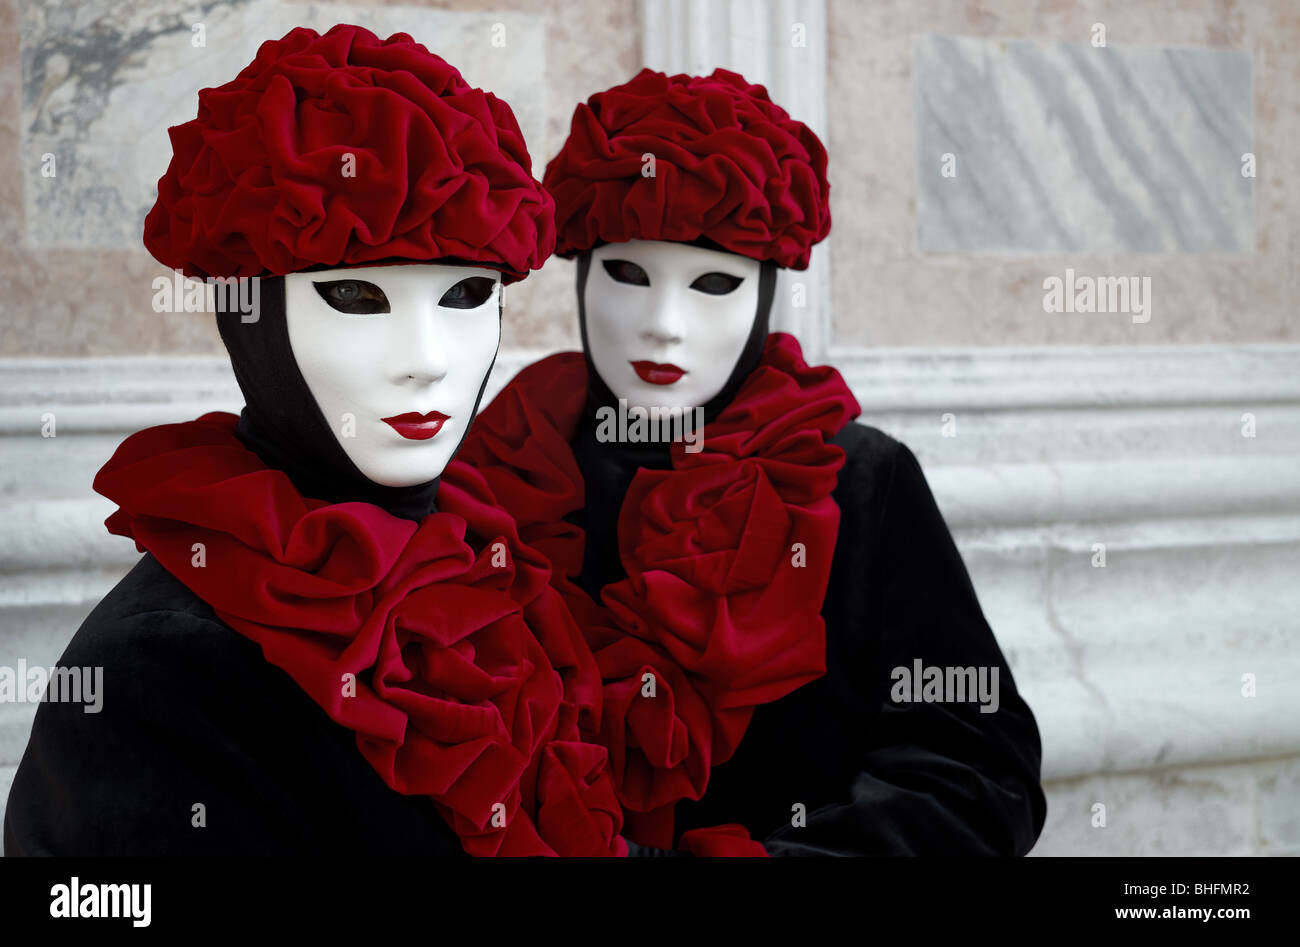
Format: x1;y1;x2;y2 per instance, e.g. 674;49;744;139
461;334;860;850
143;24;554;282
677;825;770;857
93;413;622;857
543;68;830;269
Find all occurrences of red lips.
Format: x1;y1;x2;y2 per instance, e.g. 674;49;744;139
382;411;450;441
630;361;687;385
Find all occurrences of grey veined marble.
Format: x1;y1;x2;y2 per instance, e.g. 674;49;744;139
913;34;1254;254
20;0;547;251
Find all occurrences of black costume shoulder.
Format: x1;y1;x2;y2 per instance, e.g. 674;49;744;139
669;421;1048;855
3;554;465;856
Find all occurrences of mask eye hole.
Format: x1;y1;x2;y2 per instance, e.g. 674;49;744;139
688;272;744;296
601;259;651;286
439;276;498;310
313;279;390;314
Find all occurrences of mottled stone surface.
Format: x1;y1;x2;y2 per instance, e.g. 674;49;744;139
827;0;1300;347
19;0;548;250
914;34;1253;254
6;0;1297;354
1034;755;1300;856
2;0;638;355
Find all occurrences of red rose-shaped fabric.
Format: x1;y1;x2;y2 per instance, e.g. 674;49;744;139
543;68;830;269
93;413;625;857
461;334;861;850
144;24;554;282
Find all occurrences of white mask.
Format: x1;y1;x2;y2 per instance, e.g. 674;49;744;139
583;239;762;412
284;263;501;488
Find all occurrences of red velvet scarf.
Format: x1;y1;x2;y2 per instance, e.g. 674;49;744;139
461;334;860;848
94;412;626;857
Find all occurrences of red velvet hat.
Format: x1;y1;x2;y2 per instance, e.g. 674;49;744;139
543;68;830;270
143;24;554;283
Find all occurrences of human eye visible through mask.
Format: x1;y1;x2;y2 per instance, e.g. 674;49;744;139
312;279;390;314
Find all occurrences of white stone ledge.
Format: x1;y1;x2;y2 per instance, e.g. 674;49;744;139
0;566;133;609
1026;655;1300;782
1032;754;1300;856
0;498;129;573
835;344;1300;410
929;456;1300;529
5;343;1297;427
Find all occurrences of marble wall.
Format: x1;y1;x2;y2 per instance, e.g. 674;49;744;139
913;35;1253;255
2;0;1293;356
1;0;638;357
828;0;1298;347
